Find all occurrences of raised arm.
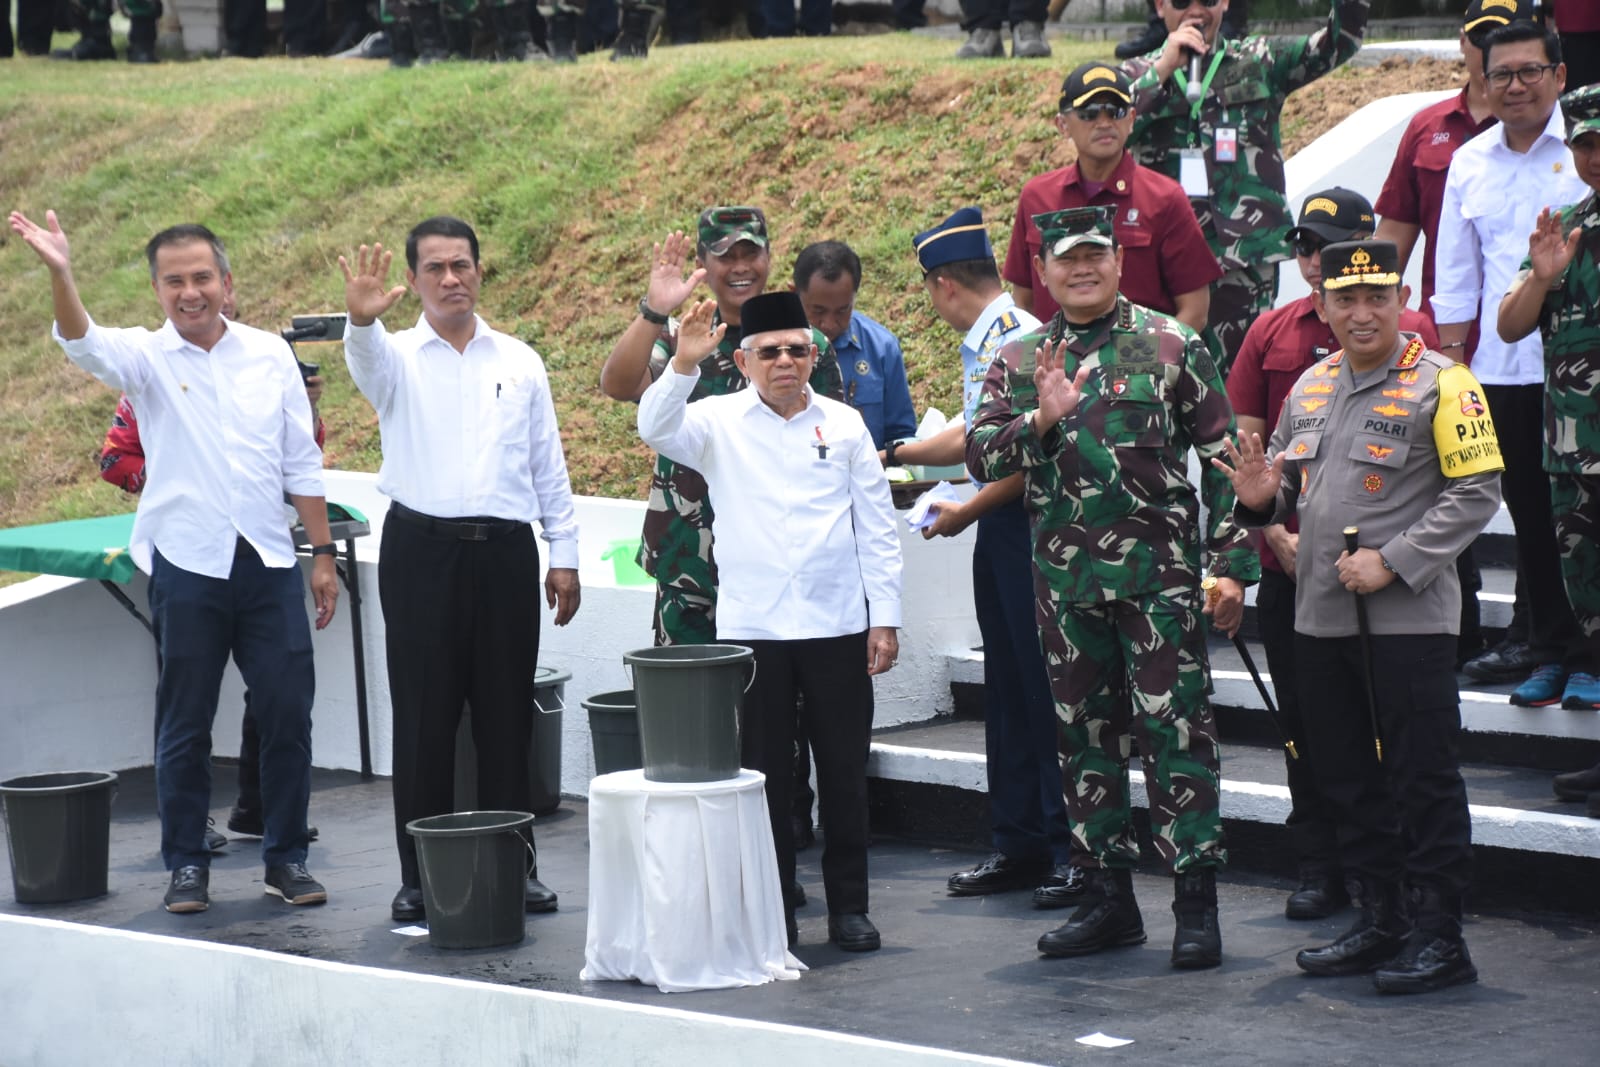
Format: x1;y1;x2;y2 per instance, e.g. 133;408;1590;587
601;230;707;401
10;209;90;340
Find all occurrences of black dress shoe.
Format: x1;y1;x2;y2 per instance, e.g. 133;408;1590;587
1554;763;1600;802
1462;641;1541;683
391;885;425;922
1285;869;1350;920
1032;864;1087;908
525;876;558;913
947;852;1051;896
828;912;880;952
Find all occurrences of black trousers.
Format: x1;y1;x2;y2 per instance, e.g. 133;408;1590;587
1482;384;1581;667
958;0;1045;31
1256;569;1340;872
379;506;541;889
742;632;873;916
1294;632;1472;893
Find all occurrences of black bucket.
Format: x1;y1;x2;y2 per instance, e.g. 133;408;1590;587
453;665;570;816
582;690;642;775
0;771;118;904
405;810;534;949
623;644;754;783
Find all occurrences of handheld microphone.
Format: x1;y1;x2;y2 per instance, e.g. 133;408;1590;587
1186;52;1204;103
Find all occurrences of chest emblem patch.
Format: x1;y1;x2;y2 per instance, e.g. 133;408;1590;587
1459;389;1486;417
1364;473;1384;493
1382;387;1417;400
1299;398;1329;412
1304;382;1334;395
1372;402;1411;418
1366;444;1395;460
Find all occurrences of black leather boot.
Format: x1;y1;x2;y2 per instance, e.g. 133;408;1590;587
491;3;546;61
1553;762;1600;802
1171;867;1222;969
52;23;116;60
611;2;657;60
546;10;577;62
405;3;449;64
1285;863;1350;920
1373;886;1478;994
126;15;159;63
1036;867;1145;958
388;18;417;67
1296;876;1408;976
1113;13;1166;60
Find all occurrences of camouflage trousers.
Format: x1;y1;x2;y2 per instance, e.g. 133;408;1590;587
1209;263;1278;381
1551;473;1600;666
651;578;717;647
1041;585;1227;873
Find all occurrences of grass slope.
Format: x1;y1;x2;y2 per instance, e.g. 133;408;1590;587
0;39;1459;539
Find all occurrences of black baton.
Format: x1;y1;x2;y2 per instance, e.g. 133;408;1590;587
1343;526;1384;763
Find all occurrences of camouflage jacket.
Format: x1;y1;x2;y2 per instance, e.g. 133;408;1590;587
637;312;842;583
1526;191;1600;475
967;296;1258;603
1120;0;1369;273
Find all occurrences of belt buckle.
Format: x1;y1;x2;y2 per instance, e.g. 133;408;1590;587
459;522;490;542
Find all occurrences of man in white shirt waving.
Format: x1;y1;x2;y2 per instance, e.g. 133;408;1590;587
339;217;581;925
9;210;339;915
637;291;901;954
1433;20;1590;708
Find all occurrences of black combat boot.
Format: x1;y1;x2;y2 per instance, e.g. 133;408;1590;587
1296;876;1408;976
388;18;417;67
1285;862;1349;920
490;3;546;61
443;16;473;59
53;23;117;60
610;2;657;60
1113;13;1166;60
126;15;159;63
1171;867;1222;969
1036;867;1146;957
1373;886;1478;994
546;10;578;62
404;3;449;64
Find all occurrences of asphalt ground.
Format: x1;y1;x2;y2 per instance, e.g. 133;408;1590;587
3;764;1596;1066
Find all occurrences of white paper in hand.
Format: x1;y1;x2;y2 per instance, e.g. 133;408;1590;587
906;481;961;531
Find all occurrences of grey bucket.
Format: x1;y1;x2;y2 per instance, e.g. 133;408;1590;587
623;644;754;783
0;771;118;904
583;690;643;775
454;665;571;816
405;810;535;949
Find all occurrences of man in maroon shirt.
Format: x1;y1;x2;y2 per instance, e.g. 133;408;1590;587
1005;60;1220;334
1226;187;1438;923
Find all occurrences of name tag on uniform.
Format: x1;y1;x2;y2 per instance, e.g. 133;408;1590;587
1215;128;1238;164
1180;148;1208;198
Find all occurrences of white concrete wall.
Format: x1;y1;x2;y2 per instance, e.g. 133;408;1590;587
0;470;980;793
0;915;1045;1067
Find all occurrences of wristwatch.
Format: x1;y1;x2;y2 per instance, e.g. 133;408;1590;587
1380;555;1397;574
885;440;900;467
637;296;669;325
310;543;337;558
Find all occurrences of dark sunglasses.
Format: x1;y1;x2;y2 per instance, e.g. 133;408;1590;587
1292;237;1327;259
1168;0;1222;9
745;344;815;362
1074;103;1130;122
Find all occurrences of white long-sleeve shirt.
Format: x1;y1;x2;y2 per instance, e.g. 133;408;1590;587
343;315;578;570
1431;105;1588;385
637;363;902;641
55;317;324;578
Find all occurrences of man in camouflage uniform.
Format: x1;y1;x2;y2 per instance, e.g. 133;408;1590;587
1219;240;1501;994
1497;84;1600;813
536;1;658;61
599;206;842;646
968;205;1258;971
401;0;541;61
53;0;161;62
1119;0;1370;374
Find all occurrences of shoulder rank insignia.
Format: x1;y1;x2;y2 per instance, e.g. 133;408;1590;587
1395;337;1424;369
997;311;1019;332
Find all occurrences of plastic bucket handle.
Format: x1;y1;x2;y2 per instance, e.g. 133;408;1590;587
624;656;758;693
534;690;565;715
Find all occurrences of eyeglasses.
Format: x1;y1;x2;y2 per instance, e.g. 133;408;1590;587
745;344;815;362
1486;63;1558;90
1168;0;1222;9
1073;103;1129;122
1293;237;1327;259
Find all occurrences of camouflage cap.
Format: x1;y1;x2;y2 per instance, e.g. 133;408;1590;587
1563;84;1600;145
1320;240;1402;291
697;206;769;257
1462;0;1539;35
1033;206;1114;257
1058;61;1133;113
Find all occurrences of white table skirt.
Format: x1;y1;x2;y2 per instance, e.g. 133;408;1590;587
581;768;805;993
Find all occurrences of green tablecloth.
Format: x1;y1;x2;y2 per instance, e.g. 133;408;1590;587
0;503;370;584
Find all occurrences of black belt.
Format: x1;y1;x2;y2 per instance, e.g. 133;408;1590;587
388;502;525;542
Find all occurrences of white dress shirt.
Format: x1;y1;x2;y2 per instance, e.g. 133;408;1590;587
54;317;324;579
1431;105;1589;385
344;315;578;570
637;364;902;641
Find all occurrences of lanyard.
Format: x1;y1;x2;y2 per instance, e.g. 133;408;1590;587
1173;45;1227;125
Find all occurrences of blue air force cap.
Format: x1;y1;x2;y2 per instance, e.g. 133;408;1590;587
913;207;994;273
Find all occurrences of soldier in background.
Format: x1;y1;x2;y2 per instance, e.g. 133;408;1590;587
52;0;162;61
599;207;842;647
1119;0;1370;374
969;206;1257;971
1497;84;1600;808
